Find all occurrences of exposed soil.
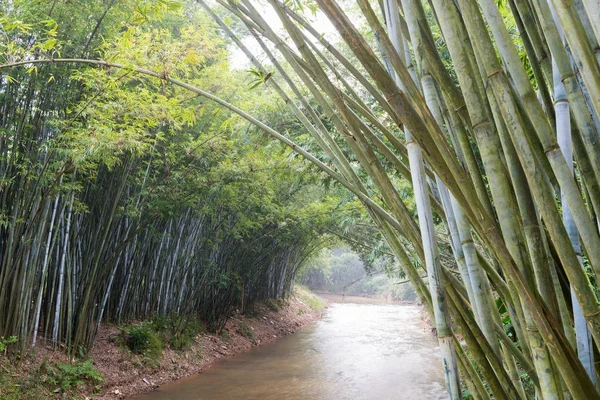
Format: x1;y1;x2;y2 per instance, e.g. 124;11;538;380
97;295;325;399
0;292;326;400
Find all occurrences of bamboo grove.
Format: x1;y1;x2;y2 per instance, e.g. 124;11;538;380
0;0;357;358
3;0;600;398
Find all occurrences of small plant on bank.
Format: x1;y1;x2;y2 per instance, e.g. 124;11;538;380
0;336;17;354
122;324;163;360
238;321;254;339
40;359;103;394
0;365;50;399
220;330;230;340
151;315;203;351
266;298;286;312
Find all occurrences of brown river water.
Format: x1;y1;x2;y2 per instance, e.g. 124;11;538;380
133;296;447;400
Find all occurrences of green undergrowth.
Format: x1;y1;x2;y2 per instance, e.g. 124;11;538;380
0;336;17;353
40;359;103;393
121;324;163;364
1;336;102;399
295;284;327;311
119;315;204;366
220;330;231;340
238;321;254;339
151;315;204;351
0;358;103;399
266;298;287;312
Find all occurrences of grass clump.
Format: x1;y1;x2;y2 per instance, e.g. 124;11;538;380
1;376;48;399
266;298;286;312
122;324;163;360
0;365;50;399
238;321;254;339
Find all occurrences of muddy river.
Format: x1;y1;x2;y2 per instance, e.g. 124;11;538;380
133;297;447;400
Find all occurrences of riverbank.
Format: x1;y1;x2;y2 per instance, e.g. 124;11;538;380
131;301;446;399
315;292;411;305
0;287;327;399
318;292;434;333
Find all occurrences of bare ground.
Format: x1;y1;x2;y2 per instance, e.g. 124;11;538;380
0;292;326;400
97;296;325;399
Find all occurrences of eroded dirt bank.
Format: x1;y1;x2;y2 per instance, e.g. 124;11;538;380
0;289;326;400
98;293;326;399
131;300;444;400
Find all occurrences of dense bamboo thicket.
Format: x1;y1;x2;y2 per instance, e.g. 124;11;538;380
0;0;351;355
3;0;600;398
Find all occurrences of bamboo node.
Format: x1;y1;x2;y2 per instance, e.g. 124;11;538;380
385;91;402;102
561;73;576;84
583;308;600;318
553;99;568;106
454;105;466;113
523;366;535;374
486;68;502;80
471;120;489;131
543;144;561;156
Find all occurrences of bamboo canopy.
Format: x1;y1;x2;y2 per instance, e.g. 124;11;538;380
2;0;600;397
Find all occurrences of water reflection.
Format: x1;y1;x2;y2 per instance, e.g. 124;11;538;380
133;301;446;400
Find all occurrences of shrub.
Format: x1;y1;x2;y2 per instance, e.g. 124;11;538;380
266;298;286;312
0;336;17;353
151;315;203;351
123;325;162;359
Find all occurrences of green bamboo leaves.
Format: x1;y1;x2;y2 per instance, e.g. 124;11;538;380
247;68;276;89
3;0;600;398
